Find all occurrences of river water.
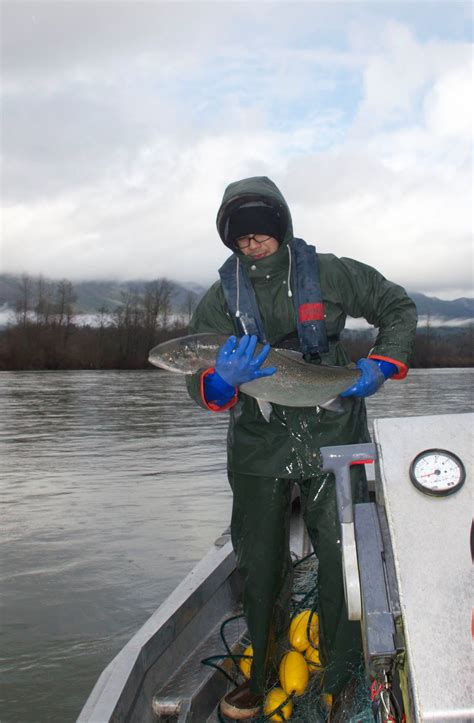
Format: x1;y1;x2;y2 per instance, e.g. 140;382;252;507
1;369;473;722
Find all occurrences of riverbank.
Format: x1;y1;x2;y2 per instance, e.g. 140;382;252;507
0;323;472;370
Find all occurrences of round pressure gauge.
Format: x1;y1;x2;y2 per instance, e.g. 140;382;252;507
409;448;466;497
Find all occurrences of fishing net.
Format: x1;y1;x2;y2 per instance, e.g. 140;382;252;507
203;552;381;722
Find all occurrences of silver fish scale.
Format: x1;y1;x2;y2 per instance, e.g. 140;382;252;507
149;333;359;407
241;348;359;407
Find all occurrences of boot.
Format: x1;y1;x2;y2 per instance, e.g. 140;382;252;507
219;680;263;720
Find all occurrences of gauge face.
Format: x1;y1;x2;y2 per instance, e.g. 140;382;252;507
409;448;466;497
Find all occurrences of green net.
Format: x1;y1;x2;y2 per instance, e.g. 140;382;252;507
207;552;379;722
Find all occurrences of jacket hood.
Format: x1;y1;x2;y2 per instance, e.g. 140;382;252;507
216;176;293;251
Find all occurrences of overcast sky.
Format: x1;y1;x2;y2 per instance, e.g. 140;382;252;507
1;1;472;299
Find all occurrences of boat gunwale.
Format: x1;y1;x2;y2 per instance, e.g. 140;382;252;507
77;538;236;722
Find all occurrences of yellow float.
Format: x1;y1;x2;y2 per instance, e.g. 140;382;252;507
279;650;309;696
305;645;322;671
239;644;253;679
288;610;319;652
322;693;333;709
263;687;293;720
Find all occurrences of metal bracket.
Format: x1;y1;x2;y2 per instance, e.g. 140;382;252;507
320;443;377;621
354;503;398;678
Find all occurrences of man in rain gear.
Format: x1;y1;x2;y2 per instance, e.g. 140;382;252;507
186;176;417;720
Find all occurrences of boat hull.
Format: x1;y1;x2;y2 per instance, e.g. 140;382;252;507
78;494;309;722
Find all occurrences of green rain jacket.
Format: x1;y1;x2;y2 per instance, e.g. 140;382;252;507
186;177;417;479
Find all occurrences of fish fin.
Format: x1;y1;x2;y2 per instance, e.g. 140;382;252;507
320;396;344;414
257;399;273;423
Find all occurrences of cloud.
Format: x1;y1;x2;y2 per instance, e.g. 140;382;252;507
1;2;472;299
424;63;473;139
1;2;237;85
349;20;470;131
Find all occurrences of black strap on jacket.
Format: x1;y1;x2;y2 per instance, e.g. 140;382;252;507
219;238;329;356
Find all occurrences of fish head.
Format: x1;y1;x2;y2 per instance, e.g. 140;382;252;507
148;333;223;374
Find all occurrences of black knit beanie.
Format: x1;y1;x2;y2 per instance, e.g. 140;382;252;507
228;205;281;246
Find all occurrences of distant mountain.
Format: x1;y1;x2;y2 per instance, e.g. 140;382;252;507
69;279;207;313
0;275;24;306
409;292;474;320
0;273;472;325
0;274;207;314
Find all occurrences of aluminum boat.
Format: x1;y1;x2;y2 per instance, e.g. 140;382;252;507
78;413;473;722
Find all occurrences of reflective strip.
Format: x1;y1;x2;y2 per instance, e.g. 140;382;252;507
299;302;325;322
351;460;375;466
200;368;238;412
368;354;409;380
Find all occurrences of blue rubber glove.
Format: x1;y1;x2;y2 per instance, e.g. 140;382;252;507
215;335;277;388
341;358;398;398
203;370;237;406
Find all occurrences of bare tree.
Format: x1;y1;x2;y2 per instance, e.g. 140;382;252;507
15;274;32;327
143;278;172;344
159;279;172;329
35;275;54;325
181;290;197;325
95;305;110;329
114;286;144;365
54;279;77;327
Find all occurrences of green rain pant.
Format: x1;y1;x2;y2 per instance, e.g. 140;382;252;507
229;467;368;696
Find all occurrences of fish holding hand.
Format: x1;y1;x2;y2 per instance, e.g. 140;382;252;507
148;333;360;422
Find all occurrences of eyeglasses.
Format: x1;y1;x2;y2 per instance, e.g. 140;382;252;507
235;234;273;249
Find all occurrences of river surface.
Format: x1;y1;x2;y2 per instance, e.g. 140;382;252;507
1;369;473;722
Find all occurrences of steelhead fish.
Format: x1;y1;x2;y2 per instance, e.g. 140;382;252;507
148;333;360;414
